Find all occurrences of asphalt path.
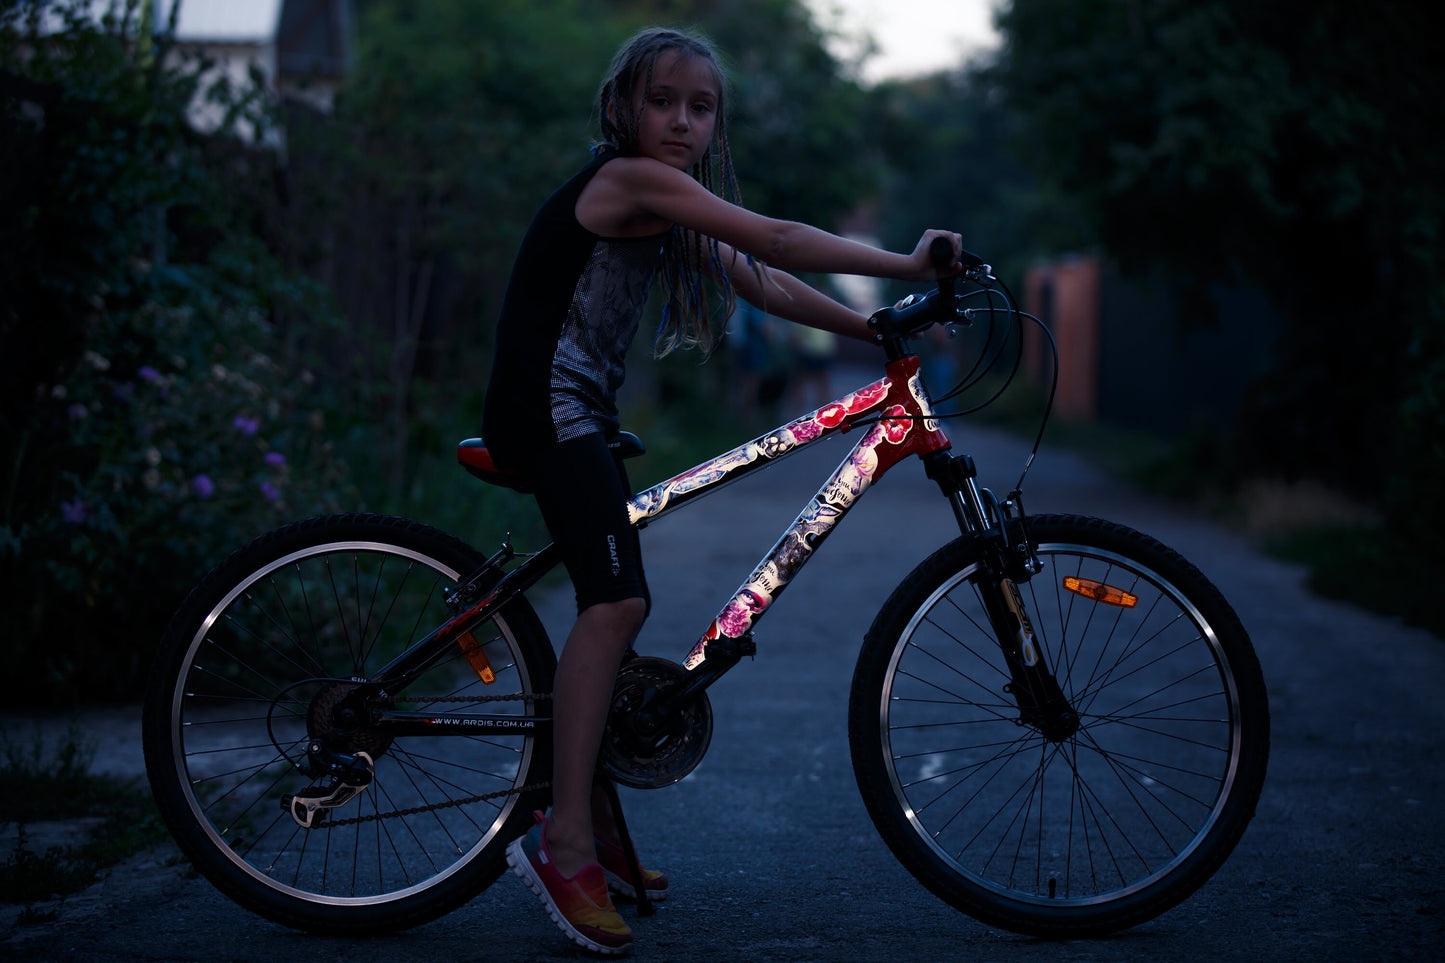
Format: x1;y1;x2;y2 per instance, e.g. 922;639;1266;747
4;370;1443;961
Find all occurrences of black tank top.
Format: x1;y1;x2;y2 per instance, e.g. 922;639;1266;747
483;151;667;465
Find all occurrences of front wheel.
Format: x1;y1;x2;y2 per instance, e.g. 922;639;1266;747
849;514;1269;937
142;514;556;935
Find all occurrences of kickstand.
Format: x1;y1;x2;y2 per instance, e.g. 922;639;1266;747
598;776;655;917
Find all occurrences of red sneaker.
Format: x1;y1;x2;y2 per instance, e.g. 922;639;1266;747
595;835;669;901
506;813;633;955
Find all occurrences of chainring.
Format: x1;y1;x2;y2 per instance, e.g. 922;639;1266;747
599;656;712;789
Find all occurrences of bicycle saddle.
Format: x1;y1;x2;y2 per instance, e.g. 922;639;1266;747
456;432;646;493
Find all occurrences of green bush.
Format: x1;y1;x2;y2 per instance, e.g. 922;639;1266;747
1;2;358;706
5;268;356;706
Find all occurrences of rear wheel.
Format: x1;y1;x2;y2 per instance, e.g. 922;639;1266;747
849;514;1268;936
142;513;555;934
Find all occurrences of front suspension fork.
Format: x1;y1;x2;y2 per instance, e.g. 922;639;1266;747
924;451;1079;741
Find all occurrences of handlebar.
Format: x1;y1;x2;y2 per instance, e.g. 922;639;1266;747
929;235;959;295
867;240;994;359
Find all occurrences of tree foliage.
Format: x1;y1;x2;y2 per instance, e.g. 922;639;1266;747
693;0;878;227
862;67;1068;300
992;0;1445;531
283;0;881;498
282;0;629;499
0;0;884;704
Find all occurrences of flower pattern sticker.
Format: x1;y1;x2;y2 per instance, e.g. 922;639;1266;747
681;375;939;669
627;377;894;526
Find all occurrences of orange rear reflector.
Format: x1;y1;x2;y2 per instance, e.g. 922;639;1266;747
1062;576;1138;608
457;631;497;683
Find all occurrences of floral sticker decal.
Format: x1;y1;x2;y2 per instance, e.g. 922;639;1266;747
624;359;949;672
627;378;894;526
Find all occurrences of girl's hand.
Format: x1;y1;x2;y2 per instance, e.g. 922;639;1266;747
907;230;965;281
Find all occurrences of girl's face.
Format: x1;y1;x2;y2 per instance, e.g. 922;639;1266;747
632;50;720;170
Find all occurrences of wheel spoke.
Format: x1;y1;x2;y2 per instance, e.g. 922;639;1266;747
146;518;553;929
859;516;1267;935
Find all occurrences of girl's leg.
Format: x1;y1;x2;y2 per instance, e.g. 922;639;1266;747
543;596;647;879
511;433;650;876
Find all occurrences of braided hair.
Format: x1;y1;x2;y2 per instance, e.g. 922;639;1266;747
596;27;744;356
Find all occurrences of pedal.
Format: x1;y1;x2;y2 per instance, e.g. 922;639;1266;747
283;751;374;829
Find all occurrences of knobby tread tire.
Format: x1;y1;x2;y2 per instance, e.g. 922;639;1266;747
142;513;556;935
848;513;1269;938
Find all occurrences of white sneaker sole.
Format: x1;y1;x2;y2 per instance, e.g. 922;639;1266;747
601;865;669;901
505;836;632;956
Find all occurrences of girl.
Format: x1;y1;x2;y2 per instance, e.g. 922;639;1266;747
491;26;962;955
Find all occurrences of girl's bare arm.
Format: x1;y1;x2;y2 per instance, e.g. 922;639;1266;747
585;157;961;282
717;244;873;342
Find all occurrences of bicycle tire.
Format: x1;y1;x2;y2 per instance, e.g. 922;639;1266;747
142;513;556;935
849;514;1268;937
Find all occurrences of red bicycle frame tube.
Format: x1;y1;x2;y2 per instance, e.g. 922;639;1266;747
618;355;951;671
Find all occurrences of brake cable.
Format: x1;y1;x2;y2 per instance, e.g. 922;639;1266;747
851;273;1061;495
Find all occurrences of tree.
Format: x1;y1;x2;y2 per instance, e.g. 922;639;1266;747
286;0;626;500
991;0;1445;524
862;66;1074;296
691;0;878;229
301;0;884;497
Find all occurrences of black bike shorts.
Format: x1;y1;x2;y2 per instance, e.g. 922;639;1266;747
520;433;650;616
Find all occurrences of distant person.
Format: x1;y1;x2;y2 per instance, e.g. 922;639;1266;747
788;322;837;412
482;26;964;955
726;298;773;417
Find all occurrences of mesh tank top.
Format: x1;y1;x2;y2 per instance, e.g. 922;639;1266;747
483;151;667;464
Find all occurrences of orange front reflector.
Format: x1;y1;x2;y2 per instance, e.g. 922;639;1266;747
457;631;497;683
1062;576;1138;608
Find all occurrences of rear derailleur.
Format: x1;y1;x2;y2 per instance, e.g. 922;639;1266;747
282;743;375;829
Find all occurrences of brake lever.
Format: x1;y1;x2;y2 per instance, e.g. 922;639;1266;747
964;263;996;285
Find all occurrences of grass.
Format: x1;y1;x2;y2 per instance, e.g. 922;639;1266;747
1113;434;1442;639
0;725;169;910
967;379;1444;640
1265;524;1442;638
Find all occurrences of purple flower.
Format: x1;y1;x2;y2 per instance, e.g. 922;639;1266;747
61;500;87;523
259;480;281;503
192;474;215;499
233;415;260;435
138;365;161;383
264;451;286;467
67;404;87;421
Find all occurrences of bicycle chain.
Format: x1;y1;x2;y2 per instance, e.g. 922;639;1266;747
315;690;552;828
317;778;552;828
395;691;552;704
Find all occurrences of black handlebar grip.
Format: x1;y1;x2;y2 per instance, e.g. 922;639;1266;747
929;235;955;272
929;236;957;305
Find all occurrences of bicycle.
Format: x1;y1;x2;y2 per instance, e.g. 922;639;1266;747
142;241;1269;939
